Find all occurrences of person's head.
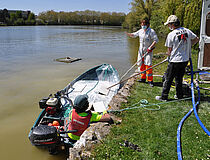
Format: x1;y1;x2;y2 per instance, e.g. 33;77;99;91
164;15;180;30
141;17;150;30
73;94;89;113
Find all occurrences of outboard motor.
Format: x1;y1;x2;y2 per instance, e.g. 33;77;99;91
29;125;59;146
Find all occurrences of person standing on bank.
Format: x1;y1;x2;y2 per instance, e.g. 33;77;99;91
156;15;199;101
126;18;158;87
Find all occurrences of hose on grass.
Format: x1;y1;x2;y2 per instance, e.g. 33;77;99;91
189;58;210;136
177;108;194;160
177;58;210;160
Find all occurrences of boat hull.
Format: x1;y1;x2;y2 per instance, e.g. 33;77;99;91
28;64;120;152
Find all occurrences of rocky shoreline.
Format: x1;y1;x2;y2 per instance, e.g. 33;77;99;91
68;73;138;160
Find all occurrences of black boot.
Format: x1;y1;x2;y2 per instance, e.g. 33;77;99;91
148;81;154;87
138;79;146;83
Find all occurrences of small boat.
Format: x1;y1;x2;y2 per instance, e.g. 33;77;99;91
28;64;120;154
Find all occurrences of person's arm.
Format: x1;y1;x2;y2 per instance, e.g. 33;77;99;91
166;47;173;56
150;41;157;48
147;29;158;52
188;29;199;46
191;37;199;45
147;41;157;52
125;30;139;38
99;112;111;122
125;32;134;37
165;33;173;56
90;111;112;123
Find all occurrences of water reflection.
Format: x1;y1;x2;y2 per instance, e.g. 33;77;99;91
127;37;139;64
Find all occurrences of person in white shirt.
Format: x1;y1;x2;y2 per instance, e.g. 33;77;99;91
126;18;158;87
156;15;199;101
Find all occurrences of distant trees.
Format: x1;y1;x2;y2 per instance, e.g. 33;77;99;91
0;9;36;25
25;12;36;25
0;9;9;24
37;10;126;26
123;0;157;30
0;1;203;35
0;9;125;26
123;0;202;36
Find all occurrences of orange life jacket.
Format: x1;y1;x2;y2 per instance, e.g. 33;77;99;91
68;109;92;136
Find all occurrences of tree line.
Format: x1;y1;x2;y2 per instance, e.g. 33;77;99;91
0;9;36;25
1;0;202;37
0;9;126;26
37;10;126;26
123;0;202;36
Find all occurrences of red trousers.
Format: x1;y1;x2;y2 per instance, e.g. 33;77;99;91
139;63;153;82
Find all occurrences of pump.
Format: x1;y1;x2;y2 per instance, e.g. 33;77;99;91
39;96;61;115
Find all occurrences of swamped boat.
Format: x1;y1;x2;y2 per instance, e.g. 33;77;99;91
28;64;120;154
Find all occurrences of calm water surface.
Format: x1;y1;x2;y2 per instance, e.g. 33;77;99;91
0;26;139;160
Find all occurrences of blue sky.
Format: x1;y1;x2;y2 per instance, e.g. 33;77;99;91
1;0;132;15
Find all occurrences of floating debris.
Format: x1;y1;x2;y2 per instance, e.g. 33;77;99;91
54;57;82;63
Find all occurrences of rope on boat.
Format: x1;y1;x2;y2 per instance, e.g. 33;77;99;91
86;80;99;94
86;64;114;94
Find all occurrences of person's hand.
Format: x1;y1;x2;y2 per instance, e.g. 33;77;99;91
102;110;108;115
108;118;114;124
125;32;133;37
166;52;171;56
147;47;153;53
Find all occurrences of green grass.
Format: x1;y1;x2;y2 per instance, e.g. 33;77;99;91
91;52;210;159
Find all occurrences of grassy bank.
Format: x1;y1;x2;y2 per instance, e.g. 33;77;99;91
92;51;210;159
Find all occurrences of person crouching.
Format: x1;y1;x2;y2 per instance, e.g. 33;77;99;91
67;94;112;144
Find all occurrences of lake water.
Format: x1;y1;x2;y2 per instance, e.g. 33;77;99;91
0;25;139;160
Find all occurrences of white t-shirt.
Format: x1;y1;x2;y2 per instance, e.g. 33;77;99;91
132;27;159;52
165;27;197;62
132;27;158;66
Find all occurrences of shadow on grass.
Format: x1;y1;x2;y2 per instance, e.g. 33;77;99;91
153;82;163;87
199;93;210;102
